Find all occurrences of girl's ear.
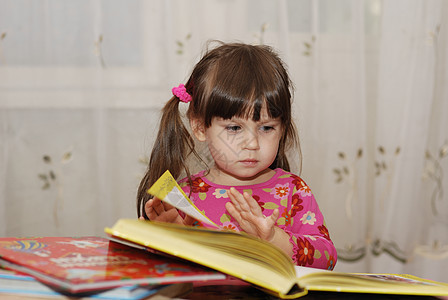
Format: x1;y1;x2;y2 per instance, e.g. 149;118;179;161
190;119;206;142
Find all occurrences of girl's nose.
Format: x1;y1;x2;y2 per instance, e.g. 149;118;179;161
243;131;260;150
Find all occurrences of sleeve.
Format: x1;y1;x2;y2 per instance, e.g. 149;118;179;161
279;177;338;270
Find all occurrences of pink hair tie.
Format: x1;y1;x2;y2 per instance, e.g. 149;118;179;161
172;84;192;103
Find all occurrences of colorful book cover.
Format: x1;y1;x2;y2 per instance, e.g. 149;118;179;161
0;268;192;300
0;236;225;293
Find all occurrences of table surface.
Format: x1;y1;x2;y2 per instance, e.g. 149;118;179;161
1;285;447;300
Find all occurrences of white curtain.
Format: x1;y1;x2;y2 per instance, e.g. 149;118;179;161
0;0;447;282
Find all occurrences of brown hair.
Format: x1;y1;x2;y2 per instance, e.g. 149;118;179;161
137;41;301;218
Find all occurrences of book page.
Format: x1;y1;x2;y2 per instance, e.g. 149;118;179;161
147;170;219;228
295;266;330;278
294;266;448;296
105;219;303;299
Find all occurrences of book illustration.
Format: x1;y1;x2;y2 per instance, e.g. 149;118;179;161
294;265;448;296
0;239;52;257
147;170;219;228
57;239;108;249
0;236;225;293
354;273;436;285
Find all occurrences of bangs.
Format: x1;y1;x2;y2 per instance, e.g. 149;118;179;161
201;48;290;127
203;89;282;127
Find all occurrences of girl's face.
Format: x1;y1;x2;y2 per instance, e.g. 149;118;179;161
193;106;283;186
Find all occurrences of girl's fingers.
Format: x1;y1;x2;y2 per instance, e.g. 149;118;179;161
159;208;180;222
144;199;154;216
227;188;241;210
146;197;174;216
231;188;261;216
228;188;250;212
183;215;197;226
150;198;165;216
225;202;242;224
145;200;159;219
268;209;280;225
226;189;280;241
242;192;262;214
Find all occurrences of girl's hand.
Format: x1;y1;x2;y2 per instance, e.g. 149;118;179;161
225;187;279;241
139;197;196;226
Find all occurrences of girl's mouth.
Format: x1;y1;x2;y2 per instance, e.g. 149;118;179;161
240;159;258;166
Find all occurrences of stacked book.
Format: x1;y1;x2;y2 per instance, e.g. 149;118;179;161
0;236;225;299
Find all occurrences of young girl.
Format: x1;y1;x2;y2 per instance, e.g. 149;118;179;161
137;42;337;270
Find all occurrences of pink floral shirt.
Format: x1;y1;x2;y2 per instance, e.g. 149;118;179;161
179;168;337;270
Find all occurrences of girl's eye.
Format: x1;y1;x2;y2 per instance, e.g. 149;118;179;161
225;125;241;133
260;126;275;132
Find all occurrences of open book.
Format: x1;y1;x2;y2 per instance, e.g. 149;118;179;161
105;219;448;299
107;169;448;298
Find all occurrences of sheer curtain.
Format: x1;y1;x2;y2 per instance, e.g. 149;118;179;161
371;0;448;281
0;0;447;282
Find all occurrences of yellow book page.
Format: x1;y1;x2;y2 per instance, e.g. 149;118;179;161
147;170;218;228
295;266;448;296
105;219;305;299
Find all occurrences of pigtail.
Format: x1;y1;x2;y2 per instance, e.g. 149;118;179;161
137;96;196;218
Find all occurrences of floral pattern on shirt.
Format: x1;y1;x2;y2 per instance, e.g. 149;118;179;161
213;188;228;199
296;237;315;266
326;254;336;270
271;183;290;199
191;177;211;193
179;168;337;270
318;225;331;241
291;194;303;217
300;211;316;225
